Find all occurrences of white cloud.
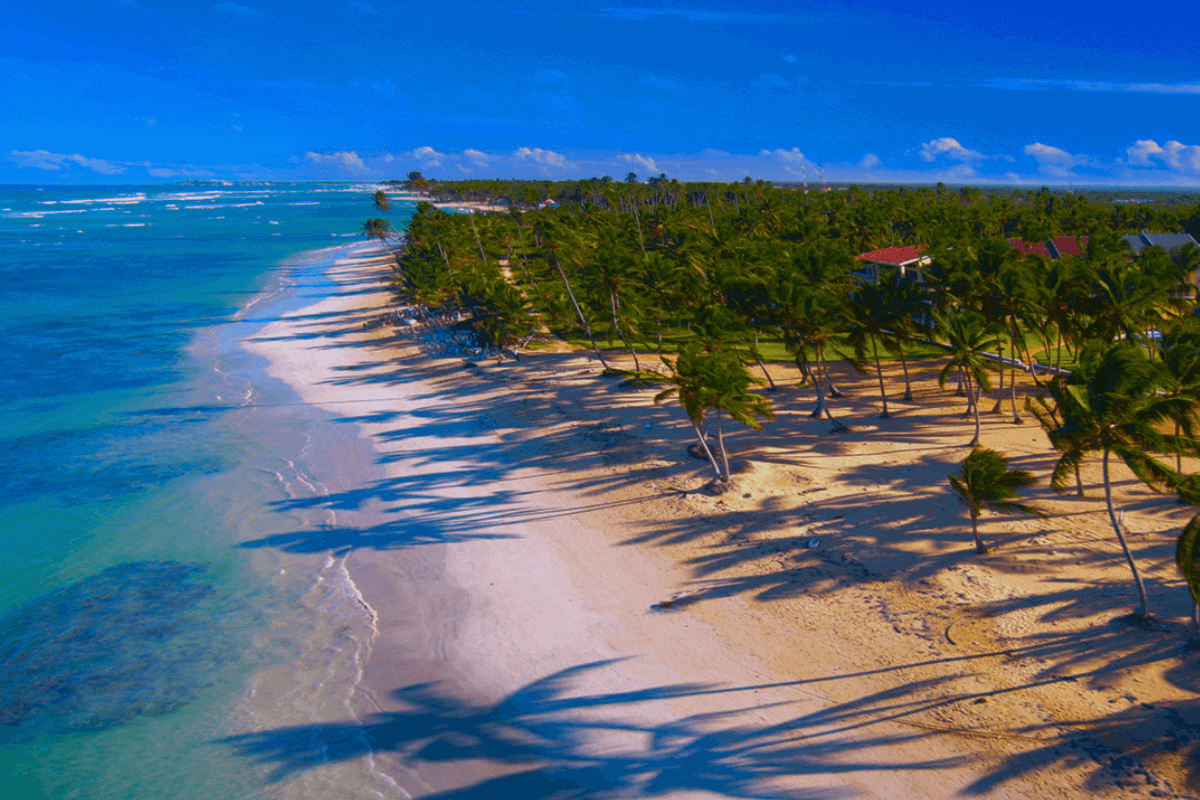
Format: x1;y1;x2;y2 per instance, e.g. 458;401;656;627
592;8;786;23
7;149;125;175
639;75;678;90
758;148;810;176
618;153;658;174
407;146;445;167
988;77;1200;95
859;153;881;169
214;1;263;18
463;149;489;167
1023;142;1091;177
514;147;567;168
919;137;984;164
147;167;177;178
782;54;797;63
1126;139;1200;175
304;151;368;171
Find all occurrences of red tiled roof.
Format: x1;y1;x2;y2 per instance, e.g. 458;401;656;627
1007;238;1053;258
1050;236;1088;258
856;245;927;265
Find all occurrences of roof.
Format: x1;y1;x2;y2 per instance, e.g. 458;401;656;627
1121;232;1198;255
1007;238;1052;258
856;244;928;266
1048;236;1088;259
1007;236;1088;259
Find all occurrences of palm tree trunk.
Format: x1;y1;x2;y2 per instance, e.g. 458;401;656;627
898;347;913;401
753;333;777;390
1193;601;1199;643
553;258;611;371
716;409;731;482
1102;446;1151;618
820;347;844;397
468;212;488;266
1009;321;1022;423
971;511;985;554
967;373;982;447
609;291;640;372
871;337;890;417
631;205;647;257
690;420;722;479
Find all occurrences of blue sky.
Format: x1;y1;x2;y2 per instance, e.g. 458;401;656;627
3;0;1199;186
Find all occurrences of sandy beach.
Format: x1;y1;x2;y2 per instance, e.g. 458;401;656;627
240;243;1200;799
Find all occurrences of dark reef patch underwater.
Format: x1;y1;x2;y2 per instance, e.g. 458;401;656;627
0;561;231;733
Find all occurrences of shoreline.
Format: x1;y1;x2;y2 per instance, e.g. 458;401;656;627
240;243;1200;799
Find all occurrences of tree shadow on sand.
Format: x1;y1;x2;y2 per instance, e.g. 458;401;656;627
220;659;967;799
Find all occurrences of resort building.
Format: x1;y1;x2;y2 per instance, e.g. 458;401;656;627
854;244;929;283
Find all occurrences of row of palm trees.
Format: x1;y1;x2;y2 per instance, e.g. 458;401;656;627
371;181;1200;635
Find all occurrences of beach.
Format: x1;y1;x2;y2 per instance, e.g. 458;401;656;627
239;243;1200;799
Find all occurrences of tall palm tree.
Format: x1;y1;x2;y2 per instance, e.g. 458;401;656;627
935;310;1004;446
1043;344;1198;622
373;189;392;213
948;447;1043;553
1158;326;1200;472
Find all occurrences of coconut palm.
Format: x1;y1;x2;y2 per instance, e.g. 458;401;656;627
948;447;1044;553
373;189;392;213
655;344;774;484
1043;344;1199;622
935;310;1004;446
362;217;395;246
1175;513;1200;641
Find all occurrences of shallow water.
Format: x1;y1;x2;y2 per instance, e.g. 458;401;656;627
0;183;414;798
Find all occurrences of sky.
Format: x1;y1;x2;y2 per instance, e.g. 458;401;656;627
3;0;1199;186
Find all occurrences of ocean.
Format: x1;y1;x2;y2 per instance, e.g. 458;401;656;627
0;183;413;798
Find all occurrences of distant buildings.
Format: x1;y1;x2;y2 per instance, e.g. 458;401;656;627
1121;232;1198;256
854;232;1197;285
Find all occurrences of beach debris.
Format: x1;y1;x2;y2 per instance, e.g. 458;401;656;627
652;589;702;611
806;537;820;549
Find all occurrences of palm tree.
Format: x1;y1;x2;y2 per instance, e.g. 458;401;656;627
1175;513;1200;641
655;344;774;484
1042;344;1198;622
935;310;1004;446
948;447;1044;553
1158;326;1200;472
373;189;392;213
362;217;395;246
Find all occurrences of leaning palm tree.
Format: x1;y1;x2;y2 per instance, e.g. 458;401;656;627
655;344;775;484
1043;343;1199;622
362;217;395;246
935;310;1004;446
948;447;1043;554
372;189;392;213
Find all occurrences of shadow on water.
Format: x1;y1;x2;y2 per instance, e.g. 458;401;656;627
221;659;966;799
0;561;231;734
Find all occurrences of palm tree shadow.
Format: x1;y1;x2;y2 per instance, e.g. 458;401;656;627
220;660;967;799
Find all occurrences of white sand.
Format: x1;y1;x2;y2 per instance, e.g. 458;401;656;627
243;243;1200;799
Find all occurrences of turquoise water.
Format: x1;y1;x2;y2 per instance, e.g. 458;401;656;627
0;183;412;798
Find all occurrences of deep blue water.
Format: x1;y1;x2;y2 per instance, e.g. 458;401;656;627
0;183;412;798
